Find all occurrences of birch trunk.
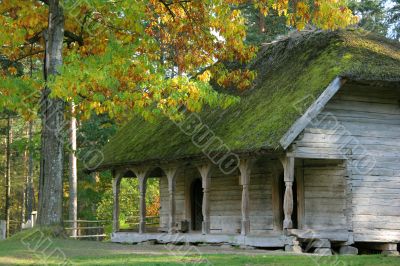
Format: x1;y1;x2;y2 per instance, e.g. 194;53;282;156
69;102;78;237
37;0;65;227
22;141;27;224
4;115;11;237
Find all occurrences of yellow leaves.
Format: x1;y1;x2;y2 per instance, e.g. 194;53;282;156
216;69;256;91
188;84;200;101
161;14;173;24
287;1;311;30
90;101;101;110
311;0;358;30
272;0;289;16
297;2;309;15
197;70;212;82
247;0;356;31
0;0;358;122
8;67;17;75
0;0;47;61
260;7;269;17
167;98;177;107
19;12;42;28
231;9;242;20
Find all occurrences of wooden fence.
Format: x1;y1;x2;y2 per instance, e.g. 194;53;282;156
64;220;110;240
64;216;161;239
123;216;160;232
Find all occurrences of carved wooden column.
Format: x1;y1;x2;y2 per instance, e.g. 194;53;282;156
239;159;252;235
112;170;123;233
132;167;149;234
197;163;211;235
280;156;295;230
163;166;178;234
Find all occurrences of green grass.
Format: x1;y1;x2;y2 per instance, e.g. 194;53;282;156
0;231;399;266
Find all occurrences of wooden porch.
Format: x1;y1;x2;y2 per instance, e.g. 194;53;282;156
111;231;290;248
109;154;355;250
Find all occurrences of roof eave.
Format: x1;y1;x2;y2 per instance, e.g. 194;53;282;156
86;147;282;173
279;76;346;150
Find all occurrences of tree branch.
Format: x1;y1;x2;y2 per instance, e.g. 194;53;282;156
64;30;84;46
159;0;176;18
39;0;49;5
14;50;45;62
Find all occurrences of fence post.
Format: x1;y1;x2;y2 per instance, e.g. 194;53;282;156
31;211;37;227
0;220;6;240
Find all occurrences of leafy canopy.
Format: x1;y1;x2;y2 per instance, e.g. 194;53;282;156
0;0;357;121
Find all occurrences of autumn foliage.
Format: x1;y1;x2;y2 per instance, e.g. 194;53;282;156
0;0;357;121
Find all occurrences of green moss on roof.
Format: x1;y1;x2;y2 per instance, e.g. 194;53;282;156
91;30;400;170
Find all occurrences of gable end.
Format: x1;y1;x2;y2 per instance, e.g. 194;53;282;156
279;77;346;149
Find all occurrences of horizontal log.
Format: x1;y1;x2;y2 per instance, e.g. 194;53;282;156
353;205;400;216
304;204;345;213
288;229;349;242
304;198;346;205
352;187;400;194
70;234;107;238
353;214;400;222
327;99;400;115
351;181;400;189
353;221;400;230
354;229;400;242
65;226;104;230
304;127;400;139
333;93;399;105
352;197;400;207
351;174;400;181
298;132;400;146
64;220;110;223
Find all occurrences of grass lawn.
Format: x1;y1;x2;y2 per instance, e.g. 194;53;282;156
0;230;399;265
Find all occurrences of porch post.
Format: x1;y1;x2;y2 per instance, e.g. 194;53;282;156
197;163;211;235
281;156;295;230
132;167;149;234
112;170;123;233
239;159;252;235
163;166;178;234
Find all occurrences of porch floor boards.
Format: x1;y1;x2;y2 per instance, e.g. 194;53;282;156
111;231;291;247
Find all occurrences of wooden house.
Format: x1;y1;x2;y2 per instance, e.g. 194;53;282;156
88;30;400;254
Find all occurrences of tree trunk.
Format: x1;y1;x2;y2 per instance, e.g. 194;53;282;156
258;9;265;33
4;115;12;237
69;102;78;237
26;121;35;221
37;0;65;227
22;141;27;224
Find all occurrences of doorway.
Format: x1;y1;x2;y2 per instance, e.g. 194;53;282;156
191;179;203;231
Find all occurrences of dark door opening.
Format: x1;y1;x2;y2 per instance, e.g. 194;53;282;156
279;174;298;229
191;179;203;231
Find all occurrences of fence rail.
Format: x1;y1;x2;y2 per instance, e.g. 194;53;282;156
64;220;111;240
64;216;161;239
125;216;160;225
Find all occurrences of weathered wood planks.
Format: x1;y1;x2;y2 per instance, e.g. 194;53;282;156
292;83;400;242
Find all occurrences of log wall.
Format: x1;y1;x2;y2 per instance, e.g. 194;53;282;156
159;159;283;234
293;83;400;242
300;159;347;230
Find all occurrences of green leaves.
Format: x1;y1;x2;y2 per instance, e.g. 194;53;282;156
1;0;357;124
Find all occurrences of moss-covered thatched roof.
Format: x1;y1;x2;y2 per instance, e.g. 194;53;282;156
90;30;400;171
